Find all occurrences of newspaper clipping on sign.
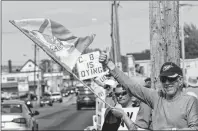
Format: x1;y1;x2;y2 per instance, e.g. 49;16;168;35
76;51;105;80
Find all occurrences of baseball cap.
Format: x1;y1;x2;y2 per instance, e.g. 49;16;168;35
104;79;117;87
160;62;183;78
187;76;198;87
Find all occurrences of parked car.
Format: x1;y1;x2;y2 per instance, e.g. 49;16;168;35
76;83;96;110
61;89;70;97
2;92;10;100
40;93;53;107
62;91;69;97
51;92;63;103
10;92;19;100
70;89;75;94
19;93;38;108
1;100;39;130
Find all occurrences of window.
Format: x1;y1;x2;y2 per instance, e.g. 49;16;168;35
52;93;61;96
23;104;32;114
2;104;22;113
7;77;16;82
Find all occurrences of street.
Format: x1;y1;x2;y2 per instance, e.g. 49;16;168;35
34;95;95;130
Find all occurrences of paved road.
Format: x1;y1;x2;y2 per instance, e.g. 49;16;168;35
34;94;95;130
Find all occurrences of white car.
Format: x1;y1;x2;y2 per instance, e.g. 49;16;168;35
51;92;63;103
1;100;39;130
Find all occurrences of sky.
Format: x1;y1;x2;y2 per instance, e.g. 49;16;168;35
2;1;198;66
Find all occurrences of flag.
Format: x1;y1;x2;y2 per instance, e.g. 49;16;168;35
10;18;95;71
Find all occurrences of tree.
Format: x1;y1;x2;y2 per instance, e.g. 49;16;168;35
39;59;52;73
83;48;101;54
183;23;198;59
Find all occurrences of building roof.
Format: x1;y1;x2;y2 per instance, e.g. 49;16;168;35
19;59;41;72
126;53;150;61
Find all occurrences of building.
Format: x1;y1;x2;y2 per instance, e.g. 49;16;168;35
1;60;45;95
1;59;74;96
126;53;198;77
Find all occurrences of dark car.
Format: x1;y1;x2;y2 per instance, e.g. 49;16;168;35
40;93;53;107
63;91;69;97
19;93;36;108
61;89;70;97
76;84;96;110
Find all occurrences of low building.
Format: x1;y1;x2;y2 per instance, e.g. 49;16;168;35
125;53;198;77
1;60;45;96
1;59;73;96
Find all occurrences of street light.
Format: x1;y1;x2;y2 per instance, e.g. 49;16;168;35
179;2;198;85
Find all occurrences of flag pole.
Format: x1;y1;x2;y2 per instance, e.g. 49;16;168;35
9;20;113;108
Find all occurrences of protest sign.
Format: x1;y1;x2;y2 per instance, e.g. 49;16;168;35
77;51;104;80
100;107;139;130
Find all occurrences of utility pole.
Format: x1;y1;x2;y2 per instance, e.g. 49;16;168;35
36;47;40;104
111;1;122;70
34;44;40;104
34;44;37;94
110;2;115;64
149;1;180;89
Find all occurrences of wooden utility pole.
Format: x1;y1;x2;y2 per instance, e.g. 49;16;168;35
111;1;122;70
110;2;115;64
34;44;37;94
149;1;180;89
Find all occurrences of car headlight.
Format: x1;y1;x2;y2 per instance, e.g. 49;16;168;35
27;101;31;104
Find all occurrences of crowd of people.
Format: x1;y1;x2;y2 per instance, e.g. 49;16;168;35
93;51;198;130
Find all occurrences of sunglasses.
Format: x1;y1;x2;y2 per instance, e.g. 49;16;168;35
104;85;111;89
115;91;127;97
160;76;179;83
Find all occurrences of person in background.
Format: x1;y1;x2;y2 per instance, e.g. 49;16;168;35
135;64;140;73
139;66;145;76
144;78;151;88
102;84;138;131
103;80;153;131
94;78;118;107
113;84;137;108
185;76;198;99
99;52;198;130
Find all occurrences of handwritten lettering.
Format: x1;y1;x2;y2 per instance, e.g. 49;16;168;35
80;67;103;78
121;112;133;127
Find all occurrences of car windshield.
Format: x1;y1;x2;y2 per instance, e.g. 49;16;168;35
52;93;60;96
78;87;94;95
79;91;94;95
2;104;22;113
43;93;51;97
